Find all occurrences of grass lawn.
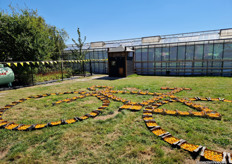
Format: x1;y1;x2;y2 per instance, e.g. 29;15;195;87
0;75;231;163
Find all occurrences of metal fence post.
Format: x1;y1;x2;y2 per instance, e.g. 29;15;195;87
82;61;85;77
61;61;64;81
90;60;92;76
30;64;34;85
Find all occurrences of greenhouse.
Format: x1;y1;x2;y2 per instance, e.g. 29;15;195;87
64;28;232;77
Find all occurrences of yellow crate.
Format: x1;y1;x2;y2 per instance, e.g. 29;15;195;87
0;121;8;127
65;119;76;124
143;117;153;121
204;149;223;162
130;105;142;110
165;110;177;115
164;136;180;144
35;124;47;129
18;125;31;131
79;115;88;120
89;112;98;117
146;122;158;127
50;121;62;126
5;123;19;130
152;128;166;136
180;143;199;152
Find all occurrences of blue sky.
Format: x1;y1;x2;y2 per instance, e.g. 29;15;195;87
1;0;232;44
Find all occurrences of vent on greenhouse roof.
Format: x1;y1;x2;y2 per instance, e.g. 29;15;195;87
220;29;232;39
90;41;105;48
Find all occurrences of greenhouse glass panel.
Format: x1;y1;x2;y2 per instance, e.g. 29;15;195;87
94;51;99;59
212;61;222;75
213;44;223;59
222;61;232;76
155;63;162;75
135;48;142;61
143;63;148;74
186;45;194;60
105;62;108;73
162;47;169;61
94;51;99;73
89;51;93;59
142;48;148;61
202;61;207;75
169;62;177;75
154;48;162;61
99;63;103;73
135;63;142;74
179;62;185;75
148;63;154;74
178;46;185;60
85;52;90;59
141;48;148;74
212;61;222;68
147;47;155;74
161;62;168;75
170;46;177;61
223;61;232;68
103;51;107;59
194;62;202;75
204;44;213;60
194;62;202;67
99;51;103;59
195;45;203;60
223;61;232;76
148;48;155;61
155;63;162;68
223;43;232;59
185;62;192;75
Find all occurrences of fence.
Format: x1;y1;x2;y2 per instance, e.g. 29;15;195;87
62;49;108;74
0;59;108;86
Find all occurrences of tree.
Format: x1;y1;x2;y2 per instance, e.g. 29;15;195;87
0;6;68;62
71;27;86;74
49;26;69;60
0;6;69;85
71;27;86;60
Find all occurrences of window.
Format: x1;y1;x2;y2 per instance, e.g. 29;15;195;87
204;44;213;60
148;48;155;74
186;45;194;60
178;46;185;60
154;48;162;61
223;43;232;59
170;46;177;61
135;63;142;74
141;48;148;61
135;48;142;61
162;47;169;61
195;45;203;60
213;43;223;59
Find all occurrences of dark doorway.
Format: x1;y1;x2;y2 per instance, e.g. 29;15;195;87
108;53;126;77
108;47;134;77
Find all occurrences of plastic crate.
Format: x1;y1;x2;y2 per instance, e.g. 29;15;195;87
200;148;226;163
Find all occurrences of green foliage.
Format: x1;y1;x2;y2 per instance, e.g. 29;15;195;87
0;6;68;62
71;27;86;74
0;6;69;85
71;27;86;60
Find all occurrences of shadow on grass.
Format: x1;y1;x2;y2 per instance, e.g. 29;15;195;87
95;75;125;81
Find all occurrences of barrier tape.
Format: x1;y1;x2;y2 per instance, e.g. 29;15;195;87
1;59;108;67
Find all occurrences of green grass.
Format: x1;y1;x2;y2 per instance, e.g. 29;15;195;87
35;72;71;83
0;75;231;163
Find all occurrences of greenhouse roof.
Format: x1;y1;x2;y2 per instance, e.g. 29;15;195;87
65;28;232;51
